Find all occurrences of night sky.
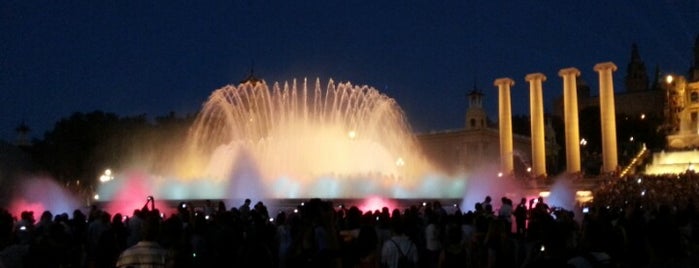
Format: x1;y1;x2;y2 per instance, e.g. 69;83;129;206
1;1;698;142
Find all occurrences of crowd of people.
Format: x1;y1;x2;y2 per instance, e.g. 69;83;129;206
0;173;698;268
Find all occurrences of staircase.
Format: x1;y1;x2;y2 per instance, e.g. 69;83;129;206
619;144;649;177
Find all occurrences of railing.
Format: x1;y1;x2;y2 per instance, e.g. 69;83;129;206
619;143;649;177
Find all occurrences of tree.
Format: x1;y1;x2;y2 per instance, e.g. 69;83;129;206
29;110;195;197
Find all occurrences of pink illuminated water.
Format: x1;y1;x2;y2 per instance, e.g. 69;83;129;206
101;171;175;217
7;176;81;217
358;196;398;212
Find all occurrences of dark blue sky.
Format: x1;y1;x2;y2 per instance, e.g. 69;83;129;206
1;1;698;142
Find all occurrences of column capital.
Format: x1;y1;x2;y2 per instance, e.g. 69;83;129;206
594;61;618;72
558;67;580;77
494;77;515;87
525;73;547;82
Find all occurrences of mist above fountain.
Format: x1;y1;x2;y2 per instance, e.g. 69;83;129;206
99;78;465;202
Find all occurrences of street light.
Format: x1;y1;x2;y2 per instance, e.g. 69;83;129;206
99;169;114;183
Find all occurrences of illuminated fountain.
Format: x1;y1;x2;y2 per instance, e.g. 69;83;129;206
99;78;465;207
7;176;81;217
643;76;699;175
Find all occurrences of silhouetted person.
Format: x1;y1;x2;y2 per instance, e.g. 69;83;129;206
514;197;528;237
126;209;144;247
240;199;252;222
498;197;513;234
381;218;418;268
116;213;174;268
535;196;549;213
438;217;468;268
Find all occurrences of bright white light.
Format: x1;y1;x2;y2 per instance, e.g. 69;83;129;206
640;114;646;119
395;157;405;167
348;130;356;139
526;167;532;173
93;194;99;200
580;138;588;146
99;169;114;183
629;136;634;142
575;191;592;197
637;178;642;184
497;172;503;177
666;75;674;84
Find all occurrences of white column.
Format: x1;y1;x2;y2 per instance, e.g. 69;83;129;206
594;62;619;174
558;68;581;174
525;73;547;178
494;78;515;175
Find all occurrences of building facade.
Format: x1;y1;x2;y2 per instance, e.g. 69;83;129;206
417;87;546;177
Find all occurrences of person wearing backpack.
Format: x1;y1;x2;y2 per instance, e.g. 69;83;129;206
381;218;418;268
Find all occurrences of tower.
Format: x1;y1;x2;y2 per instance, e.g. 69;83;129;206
625;43;649;92
465;85;487;130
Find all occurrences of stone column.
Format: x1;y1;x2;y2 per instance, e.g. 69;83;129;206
558;68;581;174
594;62;619;174
525;73;547;178
494;78;515;175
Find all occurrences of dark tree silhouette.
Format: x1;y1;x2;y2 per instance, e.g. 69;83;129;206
29;110;195;198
